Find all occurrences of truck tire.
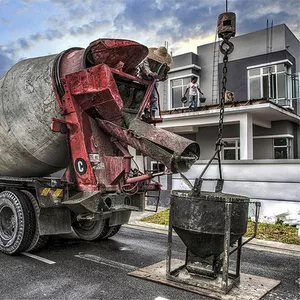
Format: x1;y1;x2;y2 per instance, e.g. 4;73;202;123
0;190;36;255
72;219;108;241
21;190;49;252
102;225;122;239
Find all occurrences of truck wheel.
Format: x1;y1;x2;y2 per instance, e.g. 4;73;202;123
0;190;36;255
72;220;108;241
21;190;49;252
102;225;122;239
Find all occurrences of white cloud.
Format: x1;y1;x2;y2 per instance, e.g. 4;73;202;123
0;0;299;75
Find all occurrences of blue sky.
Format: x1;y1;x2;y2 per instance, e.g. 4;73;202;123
0;0;299;76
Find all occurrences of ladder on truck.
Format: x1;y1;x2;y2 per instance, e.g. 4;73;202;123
211;28;221;104
142;154;161;212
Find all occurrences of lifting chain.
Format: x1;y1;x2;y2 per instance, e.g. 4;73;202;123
215;45;229;151
215;11;236;151
191;11;236;196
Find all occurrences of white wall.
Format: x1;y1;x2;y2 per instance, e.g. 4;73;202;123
172;159;300;223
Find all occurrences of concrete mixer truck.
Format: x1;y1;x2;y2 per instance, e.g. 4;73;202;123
0;38;200;255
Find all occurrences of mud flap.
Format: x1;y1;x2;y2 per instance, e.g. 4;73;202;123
109;210;131;226
39;207;72;235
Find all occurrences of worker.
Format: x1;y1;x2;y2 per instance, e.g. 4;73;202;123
136;46;172;117
184;76;204;111
225;90;235;102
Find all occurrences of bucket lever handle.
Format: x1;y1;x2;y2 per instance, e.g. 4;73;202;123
192;147;224;196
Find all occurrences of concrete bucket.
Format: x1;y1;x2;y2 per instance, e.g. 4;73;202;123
167;190;253;293
170;190;249;259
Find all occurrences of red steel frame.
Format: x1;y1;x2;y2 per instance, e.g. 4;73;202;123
52;59;162;193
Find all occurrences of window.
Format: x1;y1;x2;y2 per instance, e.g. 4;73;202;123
151;162;165;173
248;63;288;101
170;76;194;109
291;73;300;99
273;138;292;159
223;139;240;160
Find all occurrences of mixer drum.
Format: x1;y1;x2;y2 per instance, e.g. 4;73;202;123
170;190;249;258
0;55;68;176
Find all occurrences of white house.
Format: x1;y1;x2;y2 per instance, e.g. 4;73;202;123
141;24;300;223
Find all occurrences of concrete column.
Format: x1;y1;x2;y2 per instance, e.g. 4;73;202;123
240;113;253;160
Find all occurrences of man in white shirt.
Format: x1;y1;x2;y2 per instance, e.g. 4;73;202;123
184;76;203;111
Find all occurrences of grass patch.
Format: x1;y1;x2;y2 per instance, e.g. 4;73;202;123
140;209;170;225
245;220;300;245
140;209;300;245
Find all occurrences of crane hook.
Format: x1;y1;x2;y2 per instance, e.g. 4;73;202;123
220;39;234;55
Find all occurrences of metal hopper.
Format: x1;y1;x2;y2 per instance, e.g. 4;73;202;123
167;190;260;294
170;191;249;259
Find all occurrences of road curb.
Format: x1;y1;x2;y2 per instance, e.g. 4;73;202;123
126;219;300;257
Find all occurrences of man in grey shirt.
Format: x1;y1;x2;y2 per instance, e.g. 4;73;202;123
137;46;172;117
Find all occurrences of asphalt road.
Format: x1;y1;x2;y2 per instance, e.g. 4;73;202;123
0;226;299;300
